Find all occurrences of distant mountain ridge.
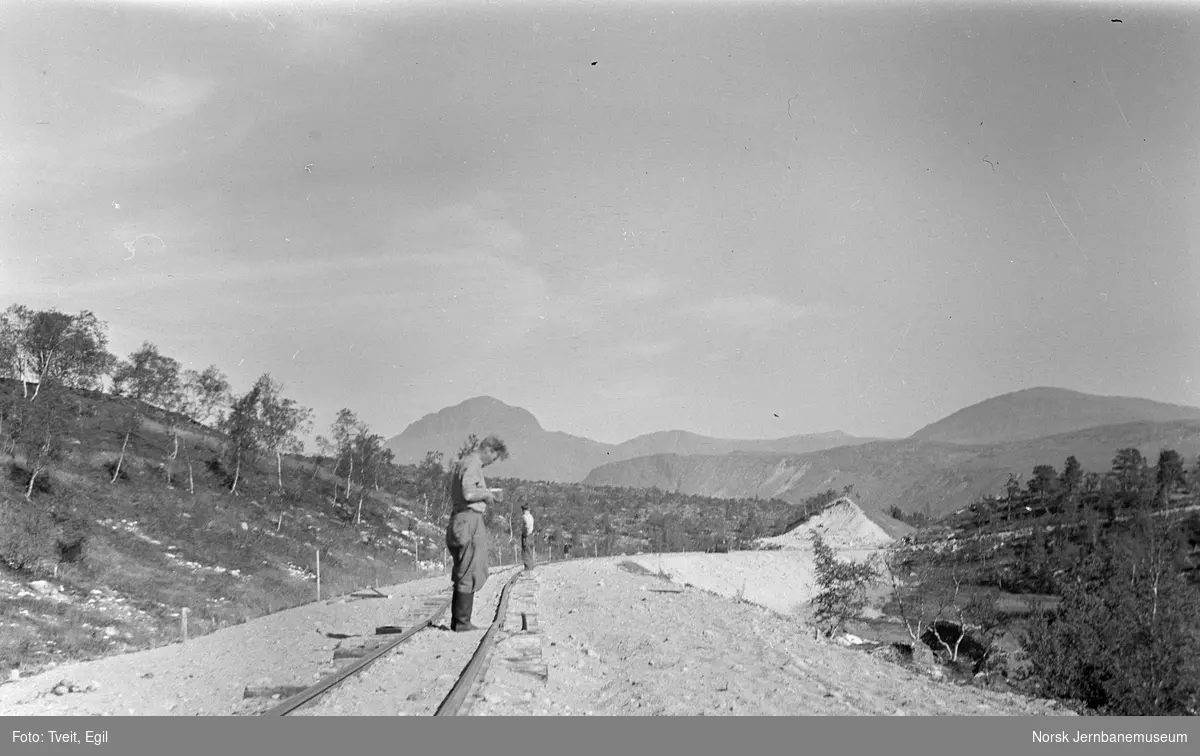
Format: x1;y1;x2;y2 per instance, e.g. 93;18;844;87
584;420;1200;521
385;396;880;482
390;388;1200;518
910;386;1200;445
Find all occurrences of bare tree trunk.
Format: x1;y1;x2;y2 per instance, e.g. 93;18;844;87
181;440;194;495
356;495;363;525
230;458;241;495
111;431;131;483
345;455;354;501
276;449;283;491
26;466;40;500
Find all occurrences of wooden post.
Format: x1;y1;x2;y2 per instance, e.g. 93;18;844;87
316;548;321;601
181;608;189;643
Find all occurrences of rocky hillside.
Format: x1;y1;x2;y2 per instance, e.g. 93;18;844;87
909;386;1200;445
386;396;877;482
583;420;1200;520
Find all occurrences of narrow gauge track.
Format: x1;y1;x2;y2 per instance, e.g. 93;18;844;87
261;566;524;717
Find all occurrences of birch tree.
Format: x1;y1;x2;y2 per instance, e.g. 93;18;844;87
220;383;264;496
348;428;389;524
0;305;113;397
6;384;74;498
110;343;184;486
326;408;360;502
254;375;313;492
181;365;230;427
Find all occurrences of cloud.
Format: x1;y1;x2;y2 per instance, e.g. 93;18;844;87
618;339;679;360
589;375;673;403
681;294;837;330
110;72;216;118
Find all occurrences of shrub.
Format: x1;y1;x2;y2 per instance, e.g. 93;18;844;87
1022;517;1200;715
8;463;53;495
810;531;881;636
0;498;58;572
882;545;1004;671
102;460;130;483
51;508;90;564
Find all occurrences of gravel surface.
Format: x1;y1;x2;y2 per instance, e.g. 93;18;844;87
294;567;519;716
470;558;1072;717
0;502;1077;717
0;567;518;717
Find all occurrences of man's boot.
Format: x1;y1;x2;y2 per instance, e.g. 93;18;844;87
452;591;481;632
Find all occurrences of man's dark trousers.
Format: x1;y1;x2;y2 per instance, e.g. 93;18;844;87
521;533;536;571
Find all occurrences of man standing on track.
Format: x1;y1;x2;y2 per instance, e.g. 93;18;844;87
521;502;536;571
446;435;508;632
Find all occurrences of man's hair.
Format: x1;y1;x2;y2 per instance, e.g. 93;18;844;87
479;435;509;460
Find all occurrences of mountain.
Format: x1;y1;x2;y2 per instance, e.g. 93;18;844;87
613;429;883;458
909;386;1200;445
583;420;1200;521
385;397;613;482
385;397;879;482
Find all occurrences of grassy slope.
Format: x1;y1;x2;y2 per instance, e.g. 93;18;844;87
0;386;444;679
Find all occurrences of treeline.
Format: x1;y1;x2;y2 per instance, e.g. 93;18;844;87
0;305;325;499
887;449;1200;716
972;448;1197;528
930;449;1200;592
393;439;850;559
0;306;422;573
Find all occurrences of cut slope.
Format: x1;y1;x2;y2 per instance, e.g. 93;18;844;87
757;497;901;551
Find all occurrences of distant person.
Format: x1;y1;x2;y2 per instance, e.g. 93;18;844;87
521;503;536;571
445;435;508;632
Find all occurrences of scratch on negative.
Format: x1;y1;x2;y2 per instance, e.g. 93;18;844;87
123;233;165;261
1046;192;1087;260
888;322;911;363
1143;162;1165;192
1100;65;1133;135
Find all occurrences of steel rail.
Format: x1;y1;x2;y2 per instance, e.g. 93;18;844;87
261;596;451;716
433;567;525;716
261;565;525;717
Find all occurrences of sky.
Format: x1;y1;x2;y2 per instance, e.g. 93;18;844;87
3;0;1199;447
